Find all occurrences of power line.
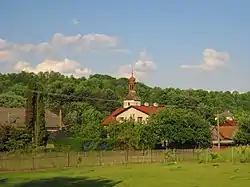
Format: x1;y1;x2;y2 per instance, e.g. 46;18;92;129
13;87;225;110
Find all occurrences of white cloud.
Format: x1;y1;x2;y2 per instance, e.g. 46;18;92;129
181;49;230;71
13;58;91;78
0;33;129;73
1;33;127;61
116;50;156;80
51;33;121;52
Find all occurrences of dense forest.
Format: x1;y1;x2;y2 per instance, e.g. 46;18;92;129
0;71;250;151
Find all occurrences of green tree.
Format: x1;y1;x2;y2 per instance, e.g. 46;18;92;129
25;82;37;143
36;85;48;146
106;121;140;150
0;124;30;152
149;108;212;148
233;110;250;144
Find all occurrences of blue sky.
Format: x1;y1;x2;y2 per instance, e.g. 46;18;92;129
0;0;250;91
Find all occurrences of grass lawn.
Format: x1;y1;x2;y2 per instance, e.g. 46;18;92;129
1;163;250;187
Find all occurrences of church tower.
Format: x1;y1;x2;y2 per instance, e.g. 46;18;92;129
123;70;141;108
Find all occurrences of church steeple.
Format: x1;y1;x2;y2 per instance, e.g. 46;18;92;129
123;69;141;108
129;69;136;91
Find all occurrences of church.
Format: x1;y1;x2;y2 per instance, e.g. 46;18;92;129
103;72;164;124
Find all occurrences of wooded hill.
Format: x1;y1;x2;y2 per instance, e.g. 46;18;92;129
1;71;250;122
0;71;250;151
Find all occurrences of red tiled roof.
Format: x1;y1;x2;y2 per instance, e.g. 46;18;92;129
220;126;238;139
134;106;165;114
220;119;238;126
212;120;239;141
103;107;125;125
103;105;165;125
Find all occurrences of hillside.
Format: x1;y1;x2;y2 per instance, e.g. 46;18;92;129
1;71;250;127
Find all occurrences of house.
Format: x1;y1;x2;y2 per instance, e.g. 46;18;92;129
0;107;65;132
211;118;238;148
103;71;164;124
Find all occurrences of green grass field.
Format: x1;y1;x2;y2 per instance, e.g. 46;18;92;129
1;163;250;187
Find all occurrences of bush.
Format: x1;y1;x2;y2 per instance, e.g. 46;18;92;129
234;146;250;163
197;150;226;163
164;148;177;162
0;124;31;152
53;138;83;152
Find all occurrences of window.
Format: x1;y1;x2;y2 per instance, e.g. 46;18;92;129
119;117;124;121
137;117;143;122
129;114;135;120
128;102;130;106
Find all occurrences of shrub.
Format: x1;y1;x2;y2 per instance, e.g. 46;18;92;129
164;148;176;162
234;146;250;163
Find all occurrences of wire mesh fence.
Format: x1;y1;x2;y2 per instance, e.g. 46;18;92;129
0;147;250;172
0;149;193;171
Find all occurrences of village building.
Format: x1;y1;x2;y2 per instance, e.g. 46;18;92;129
211;111;239;148
103;72;164;124
0;107;64;132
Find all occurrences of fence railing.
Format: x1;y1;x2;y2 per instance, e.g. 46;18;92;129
0;147;249;171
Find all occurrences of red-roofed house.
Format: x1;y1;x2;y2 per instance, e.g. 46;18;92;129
103;71;165;125
211;118;239;148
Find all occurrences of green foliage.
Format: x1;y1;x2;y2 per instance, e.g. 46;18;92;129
106;121;158;150
197;150;226;163
53;138;83;152
233;146;250;163
25;82;37;142
2;71;250;152
233;111;250;144
164;149;177;162
0;92;25;107
0;124;31;152
36;85;48;146
149;108;212;148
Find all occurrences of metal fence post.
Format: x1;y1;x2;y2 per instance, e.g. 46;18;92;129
67;152;70;167
32;155;35;170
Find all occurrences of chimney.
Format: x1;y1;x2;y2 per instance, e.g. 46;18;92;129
153;103;158;107
144;102;149;106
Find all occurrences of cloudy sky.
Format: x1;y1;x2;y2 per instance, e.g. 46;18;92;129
1;0;250;91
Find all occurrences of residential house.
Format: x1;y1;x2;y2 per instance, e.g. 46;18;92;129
212;113;238;148
103;72;164;124
0;107;64;132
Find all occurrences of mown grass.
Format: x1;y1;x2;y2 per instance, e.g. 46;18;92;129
1;163;250;187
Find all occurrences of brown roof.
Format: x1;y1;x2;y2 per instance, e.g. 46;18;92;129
125;90;140;100
0;107;64;128
103;105;165;124
212;120;238;141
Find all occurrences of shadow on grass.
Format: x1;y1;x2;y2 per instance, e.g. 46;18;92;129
12;177;122;187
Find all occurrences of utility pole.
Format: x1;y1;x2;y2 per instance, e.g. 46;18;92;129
59;109;62;130
217;111;220;149
7;112;10;124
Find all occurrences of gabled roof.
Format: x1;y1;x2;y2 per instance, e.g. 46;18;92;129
103;105;165;125
219;119;238;126
212;120;238;141
0;107;64;128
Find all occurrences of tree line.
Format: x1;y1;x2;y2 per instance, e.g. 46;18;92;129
0;71;250;152
0;81;48;151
